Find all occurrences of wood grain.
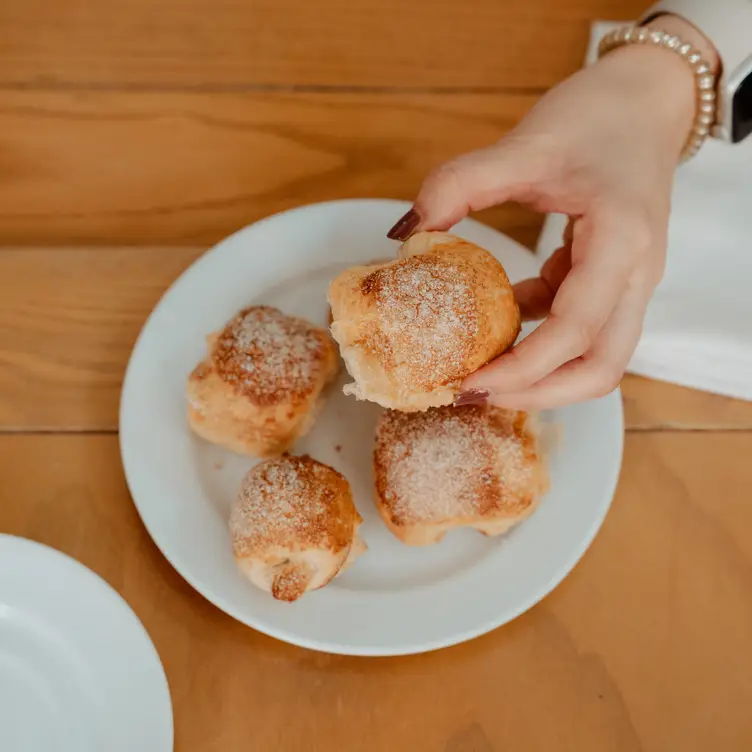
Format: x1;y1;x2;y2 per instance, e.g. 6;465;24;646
622;375;752;431
3;245;752;433
0;432;750;751
2;3;749;750
0;0;645;90
0;90;541;247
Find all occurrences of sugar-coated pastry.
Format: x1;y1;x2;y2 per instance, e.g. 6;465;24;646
328;232;520;412
373;405;548;545
230;455;366;601
327;257;393;329
187;306;338;458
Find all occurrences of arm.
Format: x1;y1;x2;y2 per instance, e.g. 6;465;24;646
388;7;729;410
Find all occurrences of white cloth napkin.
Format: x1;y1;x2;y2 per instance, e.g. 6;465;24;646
536;21;752;401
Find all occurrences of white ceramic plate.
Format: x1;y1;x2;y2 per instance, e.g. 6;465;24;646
120;199;623;656
0;535;173;752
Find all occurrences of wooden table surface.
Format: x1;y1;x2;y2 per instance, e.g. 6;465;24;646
2;2;752;750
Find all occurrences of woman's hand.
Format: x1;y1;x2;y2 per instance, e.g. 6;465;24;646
388;19;716;411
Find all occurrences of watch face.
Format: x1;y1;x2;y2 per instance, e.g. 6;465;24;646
732;72;752;143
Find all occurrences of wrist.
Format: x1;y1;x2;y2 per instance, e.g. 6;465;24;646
594;16;721;161
596;42;697;156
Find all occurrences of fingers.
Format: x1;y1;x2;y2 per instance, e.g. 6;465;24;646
388;140;546;239
483;282;650;410
415;146;520;230
464;211;635;395
512;277;555;321
513;242;572;321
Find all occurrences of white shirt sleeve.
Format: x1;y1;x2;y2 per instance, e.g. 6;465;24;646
641;0;752;75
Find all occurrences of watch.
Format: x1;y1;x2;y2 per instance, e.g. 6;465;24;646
641;0;752;143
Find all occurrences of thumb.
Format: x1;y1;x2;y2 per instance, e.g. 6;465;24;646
388;140;542;240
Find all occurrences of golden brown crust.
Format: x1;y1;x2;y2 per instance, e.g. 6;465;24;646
231;455;357;554
327;257;391;330
186;306;339;458
373;405;548;545
230;455;365;601
270;560;316;602
328;232;521;412
358;254;478;391
212;305;333;407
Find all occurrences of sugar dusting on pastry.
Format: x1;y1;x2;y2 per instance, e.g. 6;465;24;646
230;455;353;553
328;232;521;412
360;255;478;392
374;405;548;538
213;306;329;406
230;455;365;602
187;305;338;458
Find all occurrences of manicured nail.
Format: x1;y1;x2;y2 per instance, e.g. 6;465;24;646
387;208;421;241
454;389;490;407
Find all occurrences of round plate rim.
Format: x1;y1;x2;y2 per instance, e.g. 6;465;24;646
0;533;174;747
119;197;624;657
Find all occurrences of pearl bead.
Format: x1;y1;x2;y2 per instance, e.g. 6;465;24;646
597;26;717;162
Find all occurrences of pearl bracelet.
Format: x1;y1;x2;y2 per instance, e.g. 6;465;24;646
597;26;717;161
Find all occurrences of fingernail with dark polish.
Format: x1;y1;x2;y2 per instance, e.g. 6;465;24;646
454;389;490;407
387;208;421;241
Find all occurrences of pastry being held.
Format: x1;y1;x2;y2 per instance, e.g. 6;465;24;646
328;232;520;412
187;306;338;458
230;455;366;602
327;256;392;328
374;405;548;546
